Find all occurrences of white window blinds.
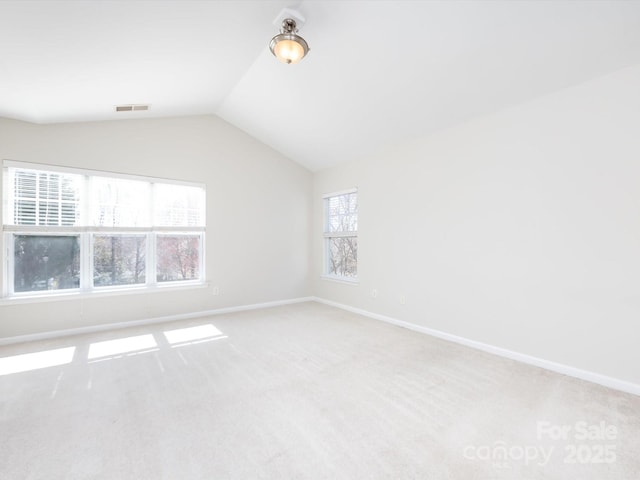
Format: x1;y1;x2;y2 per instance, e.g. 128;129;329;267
153;184;205;227
4;164;205;230
8;168;82;226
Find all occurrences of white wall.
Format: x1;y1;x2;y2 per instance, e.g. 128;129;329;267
0;115;312;338
313;66;640;387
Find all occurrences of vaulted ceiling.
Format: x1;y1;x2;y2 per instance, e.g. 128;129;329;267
1;1;639;171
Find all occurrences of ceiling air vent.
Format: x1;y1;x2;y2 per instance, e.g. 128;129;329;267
115;104;150;112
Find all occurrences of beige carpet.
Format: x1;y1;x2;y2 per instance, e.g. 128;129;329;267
1;302;638;479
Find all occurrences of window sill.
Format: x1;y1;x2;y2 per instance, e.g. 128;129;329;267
320;275;359;286
0;282;209;305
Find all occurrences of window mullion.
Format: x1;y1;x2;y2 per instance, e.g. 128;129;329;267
57;174;62;226
4;232;14;296
81;232;92;292
80;175;91;292
324;231;357;239
199;232;205;283
148;231;156;287
150;183;156;229
35;172;40;226
82;175;90;228
148;184;156;287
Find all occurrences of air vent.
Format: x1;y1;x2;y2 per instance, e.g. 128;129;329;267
115;104;150;112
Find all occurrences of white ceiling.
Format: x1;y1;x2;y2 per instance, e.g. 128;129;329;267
1;1;640;171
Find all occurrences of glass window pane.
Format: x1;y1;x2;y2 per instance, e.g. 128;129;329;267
13;235;80;293
90;177;150;227
327;237;358;278
93;235;146;287
156;235;200;282
154;184;205;227
326;192;358;233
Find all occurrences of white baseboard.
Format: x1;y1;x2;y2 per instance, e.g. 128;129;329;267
4;295;638;397
312;297;640;397
0;297;315;346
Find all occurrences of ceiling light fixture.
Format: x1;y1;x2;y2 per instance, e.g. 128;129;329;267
269;18;309;64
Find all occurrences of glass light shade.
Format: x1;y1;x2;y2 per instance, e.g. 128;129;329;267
270;33;309;64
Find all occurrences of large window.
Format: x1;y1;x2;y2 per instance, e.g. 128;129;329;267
323;189;358;280
2;161;205;297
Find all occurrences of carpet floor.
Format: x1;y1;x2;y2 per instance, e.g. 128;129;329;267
1;302;638;479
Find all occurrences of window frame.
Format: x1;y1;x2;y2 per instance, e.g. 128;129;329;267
2;160;206;299
322;188;358;283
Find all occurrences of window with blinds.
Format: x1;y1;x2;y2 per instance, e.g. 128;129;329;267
153;183;205;227
2;161;206;297
8;169;82;226
323;189;358;280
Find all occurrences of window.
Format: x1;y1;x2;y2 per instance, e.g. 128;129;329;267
14;235;80;292
93;235;146;287
323;189;358;280
156;234;200;282
3;161;205;297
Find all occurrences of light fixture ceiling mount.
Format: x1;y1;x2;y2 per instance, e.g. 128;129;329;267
269;17;310;64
